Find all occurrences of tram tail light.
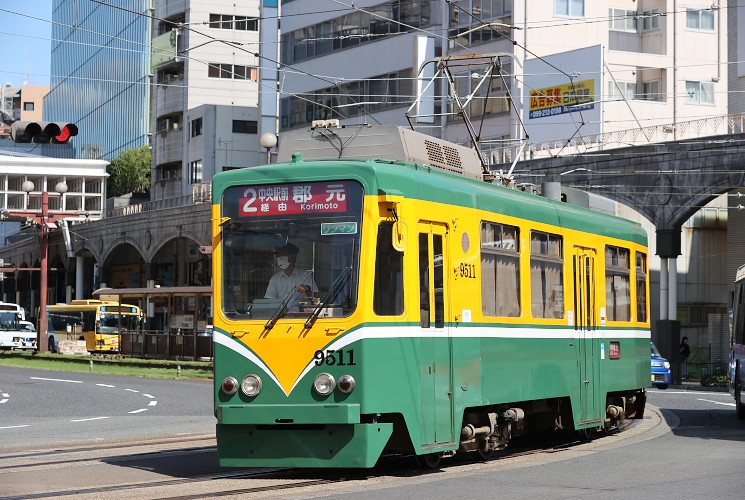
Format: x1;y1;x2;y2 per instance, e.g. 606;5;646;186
338;374;356;394
221;376;239;395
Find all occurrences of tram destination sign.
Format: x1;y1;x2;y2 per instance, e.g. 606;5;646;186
239;181;350;216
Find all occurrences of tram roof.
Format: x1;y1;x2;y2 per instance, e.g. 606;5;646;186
214;157;647;245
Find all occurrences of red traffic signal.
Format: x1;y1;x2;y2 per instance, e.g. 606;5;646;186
10;121;78;144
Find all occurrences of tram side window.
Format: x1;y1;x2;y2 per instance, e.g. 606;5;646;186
481;222;520;317
419;233;430;327
636;252;648;323
530;231;564;319
606;245;631;321
373;222;404;316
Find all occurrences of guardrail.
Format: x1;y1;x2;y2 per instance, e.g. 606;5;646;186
670;361;730;387
118;330;213;361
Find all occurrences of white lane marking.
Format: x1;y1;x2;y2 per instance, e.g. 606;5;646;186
96;384;115;388
698;398;736;407
2;393;9;397
125;389;139;393
129;408;148;414
148;400;157;407
0;425;30;430
0;399;9;404
71;416;110;422
142;393;155;398
30;377;82;383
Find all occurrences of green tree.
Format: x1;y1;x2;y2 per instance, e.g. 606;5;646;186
107;145;152;197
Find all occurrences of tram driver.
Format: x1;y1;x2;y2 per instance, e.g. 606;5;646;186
265;242;318;312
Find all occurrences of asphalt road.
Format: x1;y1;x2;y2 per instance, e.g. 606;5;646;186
1;368;743;499
0;365;215;451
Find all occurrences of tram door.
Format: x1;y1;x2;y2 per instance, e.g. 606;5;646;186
418;222;454;446
572;246;601;426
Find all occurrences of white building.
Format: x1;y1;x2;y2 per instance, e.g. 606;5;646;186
280;1;728;160
152;0;267;200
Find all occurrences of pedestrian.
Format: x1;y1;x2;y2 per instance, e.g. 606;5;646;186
679;336;691;379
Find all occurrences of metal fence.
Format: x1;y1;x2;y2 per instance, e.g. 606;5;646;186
670;361;730;387
118;330;213;361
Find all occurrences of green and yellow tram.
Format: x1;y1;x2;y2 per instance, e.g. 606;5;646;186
212;126;650;468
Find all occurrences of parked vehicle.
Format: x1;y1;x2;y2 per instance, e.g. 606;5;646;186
651;341;671;390
13;320;37;350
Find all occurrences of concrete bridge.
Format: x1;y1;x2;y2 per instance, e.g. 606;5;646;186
503;131;745;356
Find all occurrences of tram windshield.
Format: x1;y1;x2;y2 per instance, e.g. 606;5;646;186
220;180;363;321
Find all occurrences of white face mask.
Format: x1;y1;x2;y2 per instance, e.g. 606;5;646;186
276;256;291;270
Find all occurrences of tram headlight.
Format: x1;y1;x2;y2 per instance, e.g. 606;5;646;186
241;374;263;396
313;373;336;396
338;374;356;394
221;376;239;396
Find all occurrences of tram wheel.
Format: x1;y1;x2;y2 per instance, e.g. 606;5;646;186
577;427;594;442
415;452;442;469
476;448;495;461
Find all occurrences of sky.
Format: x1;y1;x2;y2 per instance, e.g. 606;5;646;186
0;2;53;88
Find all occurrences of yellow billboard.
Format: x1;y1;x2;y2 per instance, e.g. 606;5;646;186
528;79;595;119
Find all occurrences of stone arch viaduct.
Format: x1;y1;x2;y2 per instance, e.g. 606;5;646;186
507;131;745;355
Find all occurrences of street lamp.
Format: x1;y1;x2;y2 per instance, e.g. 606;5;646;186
260;132;278;164
22;180;68;353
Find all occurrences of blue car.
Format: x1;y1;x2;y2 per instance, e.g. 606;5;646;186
651;341;672;389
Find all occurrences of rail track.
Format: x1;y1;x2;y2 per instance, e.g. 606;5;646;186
0;420;641;500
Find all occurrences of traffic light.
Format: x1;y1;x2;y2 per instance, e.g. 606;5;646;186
10;121;78;144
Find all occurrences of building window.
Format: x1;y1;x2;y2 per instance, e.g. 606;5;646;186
156;114;182;133
642;9;660;31
280;69;413;130
609;8;637;32
640;80;662;101
232;120;257;134
530;231;564;319
609;81;638;100
23;102;35;111
281;0;435;64
686;8;715;31
209;14;258;31
685;81;714;105
190;160;203;184
190;117;203;137
481;221;520;317
605;245;631;322
555;0;584;17
448;0;513;48
207;63;258;81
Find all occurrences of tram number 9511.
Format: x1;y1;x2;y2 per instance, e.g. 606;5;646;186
458;263;477;279
314;349;357;366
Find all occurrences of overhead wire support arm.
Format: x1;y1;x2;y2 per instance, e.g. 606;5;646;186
406;53;518;175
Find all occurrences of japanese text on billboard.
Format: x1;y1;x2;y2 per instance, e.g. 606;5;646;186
528;79;595;119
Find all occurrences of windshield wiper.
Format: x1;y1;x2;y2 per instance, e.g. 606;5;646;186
264;270;314;331
304;267;352;330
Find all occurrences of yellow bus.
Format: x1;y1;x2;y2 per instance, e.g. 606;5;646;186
47;300;143;353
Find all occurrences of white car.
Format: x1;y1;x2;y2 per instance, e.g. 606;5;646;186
14;320;37;350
